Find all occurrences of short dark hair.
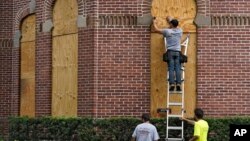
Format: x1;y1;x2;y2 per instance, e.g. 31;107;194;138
169;19;179;27
141;113;150;121
194;108;204;119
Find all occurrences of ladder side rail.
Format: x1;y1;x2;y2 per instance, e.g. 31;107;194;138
181;33;190;55
180;33;190;140
181;64;185;140
165;36;170;140
165;34;190;141
164;37;168;52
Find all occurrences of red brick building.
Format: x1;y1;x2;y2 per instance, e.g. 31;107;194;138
1;0;250;135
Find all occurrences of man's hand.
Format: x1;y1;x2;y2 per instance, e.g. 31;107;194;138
167;16;173;23
179;117;185;121
152;18;163;33
153;19;157;24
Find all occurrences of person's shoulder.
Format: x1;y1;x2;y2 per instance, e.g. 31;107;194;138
136;123;144;127
202;119;209;126
201;119;208;123
198;119;209;126
163;28;171;33
147;123;157;129
176;28;183;32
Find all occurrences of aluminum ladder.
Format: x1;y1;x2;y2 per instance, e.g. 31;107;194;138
159;34;190;141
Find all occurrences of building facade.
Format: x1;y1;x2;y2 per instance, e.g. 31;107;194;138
1;0;250;136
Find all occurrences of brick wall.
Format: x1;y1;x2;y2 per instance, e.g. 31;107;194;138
197;27;250;117
197;0;250;117
98;0;139;15
78;28;95;117
77;1;97;117
0;0;13;138
95;0;151;117
210;0;250;14
0;48;12;117
0;0;13;38
1;0;250;123
96;26;150;117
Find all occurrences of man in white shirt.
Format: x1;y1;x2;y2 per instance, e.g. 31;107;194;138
131;113;160;141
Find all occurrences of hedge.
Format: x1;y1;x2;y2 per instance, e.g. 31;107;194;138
0;120;4;141
8;116;250;141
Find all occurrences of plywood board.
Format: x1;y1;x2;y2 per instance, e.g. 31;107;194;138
20;14;36;117
52;34;78;117
52;0;78;36
151;0;196;118
20;75;35;117
52;0;78;117
21;15;36;42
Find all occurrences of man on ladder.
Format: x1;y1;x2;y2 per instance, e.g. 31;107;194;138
153;16;183;92
153;16;188;141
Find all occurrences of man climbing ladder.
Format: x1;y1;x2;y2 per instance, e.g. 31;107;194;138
154;16;191;141
153;16;183;91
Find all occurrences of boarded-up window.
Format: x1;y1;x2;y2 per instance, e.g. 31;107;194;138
20;14;36;117
52;0;78;116
151;0;197;117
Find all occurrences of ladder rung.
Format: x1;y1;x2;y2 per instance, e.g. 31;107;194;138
168;126;182;130
168;114;182;118
168;102;182;106
166;138;183;141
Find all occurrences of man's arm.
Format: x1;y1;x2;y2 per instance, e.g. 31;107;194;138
153;126;160;141
180;117;195;125
131;126;137;141
189;135;199;141
153;19;164;34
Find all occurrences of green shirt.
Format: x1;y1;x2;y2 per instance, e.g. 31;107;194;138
194;119;209;141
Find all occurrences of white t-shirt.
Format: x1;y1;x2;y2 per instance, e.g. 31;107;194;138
132;122;160;141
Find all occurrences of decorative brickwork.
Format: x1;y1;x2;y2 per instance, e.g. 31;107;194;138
14;0;35;31
0;39;13;48
42;0;86;22
99;15;137;26
211;15;250;26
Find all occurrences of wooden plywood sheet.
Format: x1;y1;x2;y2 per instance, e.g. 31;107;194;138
150;34;167;117
52;0;78;36
151;0;196;33
183;34;196;117
21;15;36;42
52;34;78;117
20;39;35;117
151;0;196;118
20;76;35;117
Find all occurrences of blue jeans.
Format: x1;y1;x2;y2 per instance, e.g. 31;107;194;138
167;50;181;84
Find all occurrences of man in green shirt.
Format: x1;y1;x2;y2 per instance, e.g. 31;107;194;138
180;108;209;141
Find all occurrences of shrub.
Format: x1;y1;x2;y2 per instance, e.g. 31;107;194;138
8;116;250;141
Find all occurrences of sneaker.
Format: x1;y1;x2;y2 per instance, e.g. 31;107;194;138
176;84;182;91
169;84;175;91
